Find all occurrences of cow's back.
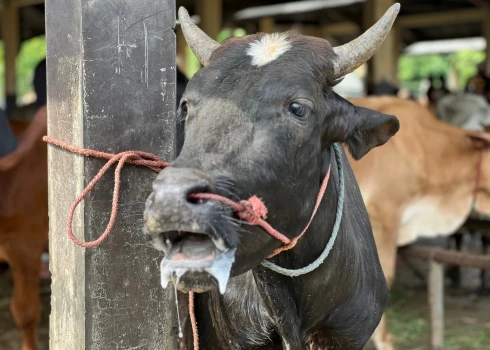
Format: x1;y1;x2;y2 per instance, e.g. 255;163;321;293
348;96;478;247
0;120;48;261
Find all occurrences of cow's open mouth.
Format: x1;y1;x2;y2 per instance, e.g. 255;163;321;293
159;231;236;294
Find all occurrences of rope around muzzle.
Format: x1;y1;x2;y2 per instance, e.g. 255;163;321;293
43;136;343;266
43;136;345;349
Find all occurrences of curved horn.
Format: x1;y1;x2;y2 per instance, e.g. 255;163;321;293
178;7;220;66
333;3;400;79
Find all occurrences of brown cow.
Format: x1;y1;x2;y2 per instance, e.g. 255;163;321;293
0;120;48;350
347;96;490;350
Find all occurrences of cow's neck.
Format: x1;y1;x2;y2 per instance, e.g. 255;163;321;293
250;147;377;347
194;147;386;349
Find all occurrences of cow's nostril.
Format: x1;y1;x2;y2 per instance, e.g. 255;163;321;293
186;185;212;205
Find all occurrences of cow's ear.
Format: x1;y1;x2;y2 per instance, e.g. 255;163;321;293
345;106;399;160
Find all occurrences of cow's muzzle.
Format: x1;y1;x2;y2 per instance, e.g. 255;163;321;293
143;167;236;294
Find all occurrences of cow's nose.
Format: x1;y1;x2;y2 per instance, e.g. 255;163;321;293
152;167;213;205
145;167;216;232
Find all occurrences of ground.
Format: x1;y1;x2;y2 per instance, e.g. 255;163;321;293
0;238;489;349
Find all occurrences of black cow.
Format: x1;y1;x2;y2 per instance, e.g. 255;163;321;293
143;5;400;349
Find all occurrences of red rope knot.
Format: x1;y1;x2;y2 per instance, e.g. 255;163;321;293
238;196;268;225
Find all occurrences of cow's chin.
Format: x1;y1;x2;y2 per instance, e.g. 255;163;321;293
158;231;236;294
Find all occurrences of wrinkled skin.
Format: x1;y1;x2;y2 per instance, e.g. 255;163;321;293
144;32;399;349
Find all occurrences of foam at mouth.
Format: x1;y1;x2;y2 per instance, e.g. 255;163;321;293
160;232;236;294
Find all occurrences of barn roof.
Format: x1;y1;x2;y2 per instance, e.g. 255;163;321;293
1;0;488;46
404;37;486;55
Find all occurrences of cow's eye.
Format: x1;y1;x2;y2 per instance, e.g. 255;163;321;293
180;101;188;115
288;102;308;119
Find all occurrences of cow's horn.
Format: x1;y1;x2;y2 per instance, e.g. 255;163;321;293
178;7;220;66
332;3;400;79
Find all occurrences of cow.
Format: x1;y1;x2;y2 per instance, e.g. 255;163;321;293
142;5;401;349
433;92;490;290
436;93;490;131
347;96;490;350
0;119;48;350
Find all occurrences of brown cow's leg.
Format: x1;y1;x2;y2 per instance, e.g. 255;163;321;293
9;246;42;350
372;315;394;350
369;208;398;350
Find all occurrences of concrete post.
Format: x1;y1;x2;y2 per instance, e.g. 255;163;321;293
46;0;177;348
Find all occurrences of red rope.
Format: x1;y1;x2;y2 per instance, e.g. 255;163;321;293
44;136;169;248
43;136;332;350
188;292;199;349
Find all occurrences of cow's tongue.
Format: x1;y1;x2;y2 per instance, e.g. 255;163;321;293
160;235;235;294
180;235;215;259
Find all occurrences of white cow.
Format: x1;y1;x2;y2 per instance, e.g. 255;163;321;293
434;92;490;294
436;93;490;131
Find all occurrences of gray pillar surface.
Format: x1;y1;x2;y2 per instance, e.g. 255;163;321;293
46;0;177;348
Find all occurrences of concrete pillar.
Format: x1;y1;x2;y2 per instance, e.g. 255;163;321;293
196;0;223;40
46;0;177;348
259;17;275;33
483;8;490;75
2;3;20;115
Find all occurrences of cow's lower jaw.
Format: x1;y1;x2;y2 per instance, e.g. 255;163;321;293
159;232;236;294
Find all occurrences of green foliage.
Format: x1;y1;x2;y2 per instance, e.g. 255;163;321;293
399;54;450;82
450;50;486;89
185;28;246;79
398;50;486;94
216;28;246;43
0;35;46;106
16;36;46;102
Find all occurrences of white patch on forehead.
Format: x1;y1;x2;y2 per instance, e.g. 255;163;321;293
246;33;292;67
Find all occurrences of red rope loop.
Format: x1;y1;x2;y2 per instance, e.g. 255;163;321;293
238;196;268;224
44;136;169;248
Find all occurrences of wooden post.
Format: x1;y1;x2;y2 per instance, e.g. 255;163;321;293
196;0;223;40
364;0;398;93
259;17;275;33
299;24;321;37
177;26;187;75
2;2;20;115
428;259;445;350
46;0;177;349
392;25;402;85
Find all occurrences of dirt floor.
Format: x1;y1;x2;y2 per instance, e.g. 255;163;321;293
0;235;489;350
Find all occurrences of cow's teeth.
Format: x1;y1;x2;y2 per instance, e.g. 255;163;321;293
211;236;227;252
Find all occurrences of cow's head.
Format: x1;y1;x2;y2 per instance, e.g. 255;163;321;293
438;93;490;131
143;5;400;294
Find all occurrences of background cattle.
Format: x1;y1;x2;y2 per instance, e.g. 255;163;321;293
433;92;490;290
437;93;490;131
0;119;48;350
348;96;490;350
